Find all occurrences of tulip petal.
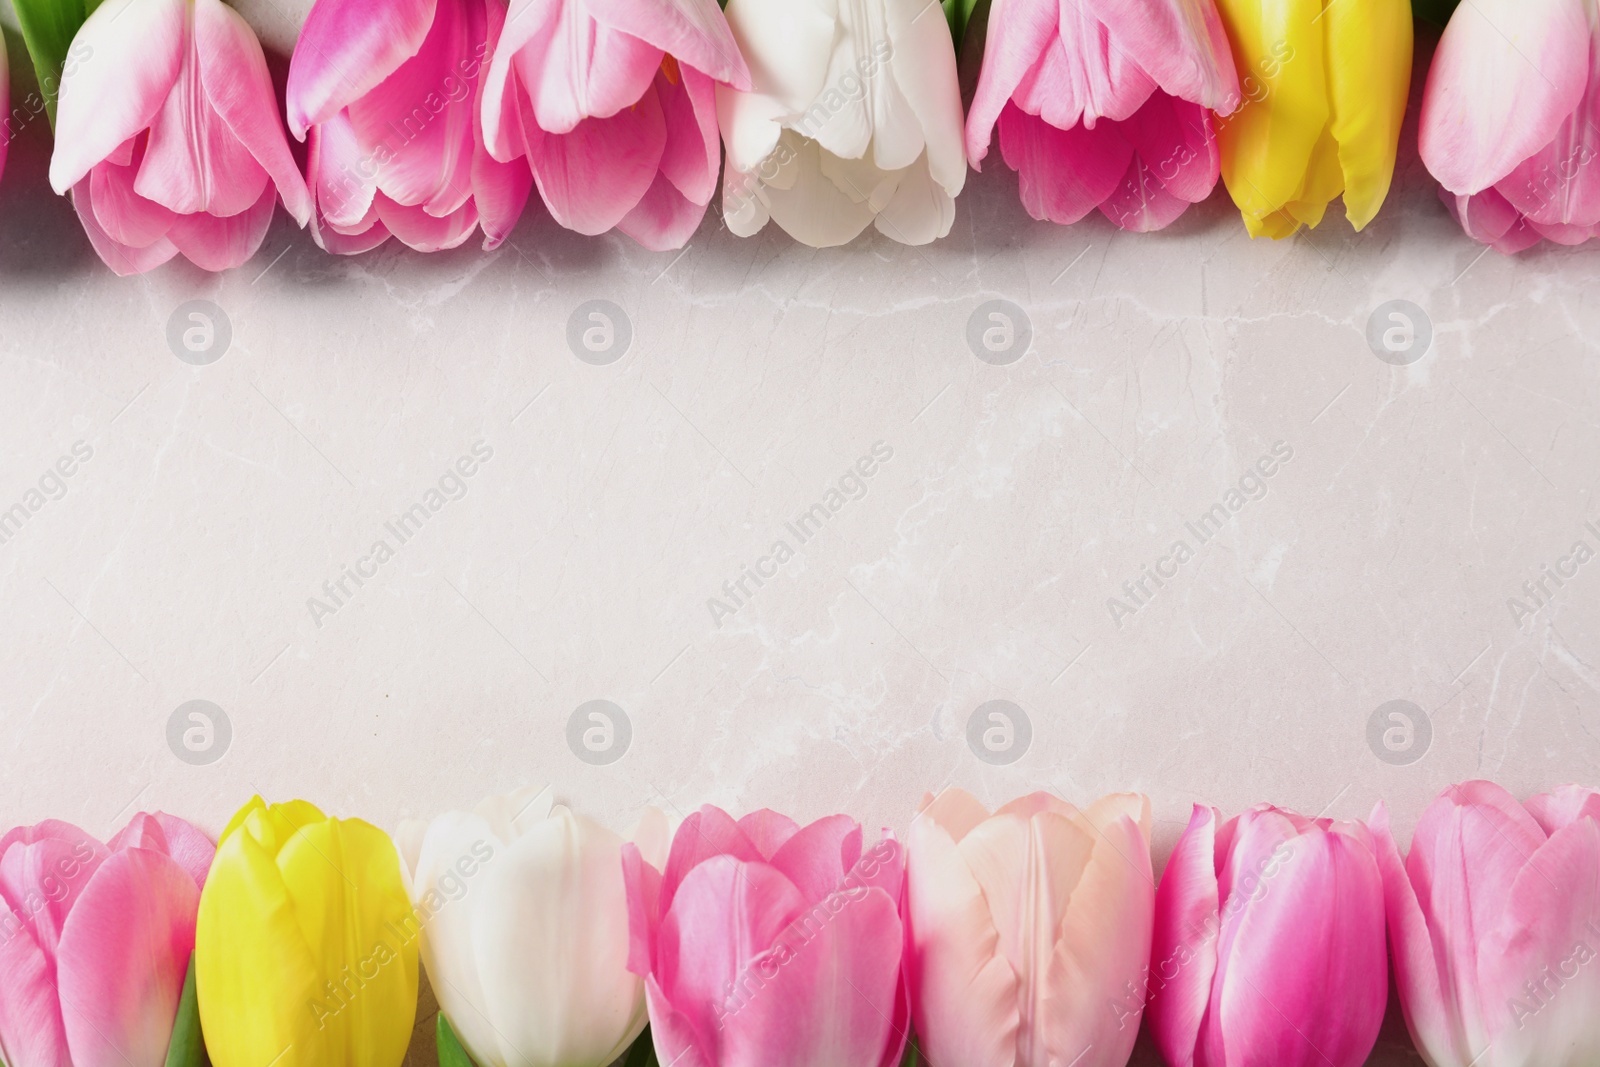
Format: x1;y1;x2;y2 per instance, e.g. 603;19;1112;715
765;816;861;905
70;179;181;275
525;81;667;234
999;103;1130;225
873;152;956;244
1496;39;1600;233
91;151;181;248
1208;828;1386;1067
1085;0;1239;111
1445;187;1542;253
1149;805;1221;1067
645;975;712;1067
308;113;382;232
1323;0;1411;230
717;888;902;1067
47;0;186;193
659;807;765;919
965;0;1058;166
1419;0;1589;195
657;65;720;207
916;789;992;844
587;0;750;88
110;813;216;892
738;811;805;861
286;0;439;135
194;0;313;225
374;192;480;250
167;183;278;270
56;849;200;1067
0;915;70;1067
516;0;664;135
623;841;665;975
1526;785;1600;835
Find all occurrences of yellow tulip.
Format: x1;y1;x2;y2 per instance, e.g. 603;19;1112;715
1211;0;1412;237
195;798;419;1067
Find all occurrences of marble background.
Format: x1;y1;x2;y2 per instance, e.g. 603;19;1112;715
1;15;1597;1066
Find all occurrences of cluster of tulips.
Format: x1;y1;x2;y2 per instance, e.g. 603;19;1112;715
1;780;1596;1067
0;0;1594;273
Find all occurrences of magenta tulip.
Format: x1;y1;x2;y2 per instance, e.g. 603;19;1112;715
46;0;311;275
0;813;214;1067
621;805;908;1067
965;0;1240;231
1375;782;1600;1067
286;0;532;254
906;790;1155;1067
1419;0;1598;251
1146;803;1386;1067
479;0;750;249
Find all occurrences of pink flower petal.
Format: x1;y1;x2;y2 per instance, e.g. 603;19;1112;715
1084;0;1239;112
998;103;1131;225
70;179;181;275
1098;92;1216;231
48;0;187;193
480;0;561;161
526;80;668;234
90;152;180;249
764;816;860;905
1526;785;1600;835
657;65;719;207
623;841;664;976
55;849;200;1067
658;806;766;917
0;824;110;957
286;0;440;135
737;810;804;861
1419;0;1589;194
1149;805;1221;1067
374;190;481;250
645;975;712;1067
1445;187;1541;253
586;0;748;88
0;914;70;1067
166;182;279;270
516;0;664;134
108;813;215;892
966;0;1060;166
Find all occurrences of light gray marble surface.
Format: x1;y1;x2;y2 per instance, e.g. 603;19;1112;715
0;20;1593;1066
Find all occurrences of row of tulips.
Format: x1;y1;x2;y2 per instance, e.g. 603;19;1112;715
1;780;1594;1067
0;0;1592;274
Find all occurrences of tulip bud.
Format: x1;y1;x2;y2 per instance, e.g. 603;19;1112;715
1210;0;1411;237
1375;782;1600;1067
394;787;670;1067
285;0;532;254
622;805;908;1067
965;0;1241;232
0;813;214;1067
1147;804;1387;1067
906;790;1155;1067
195;797;418;1067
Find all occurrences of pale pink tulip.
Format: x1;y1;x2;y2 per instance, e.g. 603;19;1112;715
46;0;311;275
1375;782;1600;1067
286;0;532;253
905;790;1155;1067
0;813;214;1067
966;0;1240;231
621;805;908;1067
1147;803;1386;1067
1420;0;1599;251
479;0;750;249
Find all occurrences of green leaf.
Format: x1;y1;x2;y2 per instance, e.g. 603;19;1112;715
898;1033;922;1067
163;954;206;1067
9;0;90;127
1411;0;1459;26
622;1028;659;1067
941;0;980;52
438;1014;479;1067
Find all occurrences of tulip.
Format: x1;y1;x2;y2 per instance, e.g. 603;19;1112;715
622;805;908;1067
393;787;670;1067
1210;0;1411;237
0;813;214;1067
965;0;1240;232
195;797;418;1067
905;790;1155;1067
1419;0;1599;252
1147;803;1386;1067
478;0;749;250
1374;781;1600;1067
716;0;965;247
0;39;9;188
45;0;311;275
286;0;532;254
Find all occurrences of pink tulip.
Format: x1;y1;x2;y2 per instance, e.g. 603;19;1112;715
46;0;311;275
479;0;751;250
621;805;908;1067
286;0;532;254
1375;781;1600;1067
1;41;9;189
0;813;215;1067
1419;0;1598;251
965;0;1240;231
1147;803;1386;1067
906;790;1155;1067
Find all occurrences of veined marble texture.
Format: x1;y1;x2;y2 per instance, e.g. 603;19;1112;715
0;17;1597;1065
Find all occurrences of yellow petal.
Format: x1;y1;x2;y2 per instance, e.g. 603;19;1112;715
1213;0;1329;235
1326;0;1413;229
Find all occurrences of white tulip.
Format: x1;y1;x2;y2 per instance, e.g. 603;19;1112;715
715;0;967;246
396;788;670;1067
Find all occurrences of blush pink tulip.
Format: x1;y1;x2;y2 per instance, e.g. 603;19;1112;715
479;0;751;250
1147;803;1386;1067
46;0;311;275
621;805;908;1067
286;0;532;253
0;813;215;1067
906;790;1155;1067
965;0;1240;231
1375;782;1600;1067
1419;0;1599;251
